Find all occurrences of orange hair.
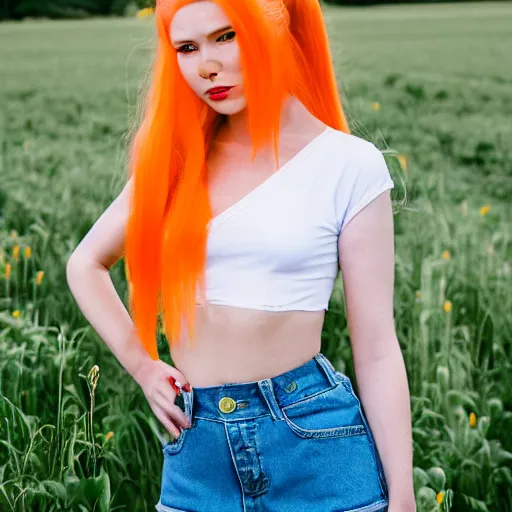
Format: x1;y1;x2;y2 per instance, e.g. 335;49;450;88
125;0;351;360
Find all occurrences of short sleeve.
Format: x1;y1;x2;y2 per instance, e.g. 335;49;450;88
335;142;395;234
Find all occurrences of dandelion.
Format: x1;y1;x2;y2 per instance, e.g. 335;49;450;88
443;300;452;313
442;250;451;260
371;102;381;111
469;411;477;428
5;263;12;279
10;230;17;239
480;205;491;216
13;245;20;262
24;246;32;259
12;310;21;318
105;431;114;442
397;154;407;172
36;270;44;285
436;491;444;504
136;7;155;18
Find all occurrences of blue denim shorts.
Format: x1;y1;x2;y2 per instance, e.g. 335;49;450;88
156;352;389;512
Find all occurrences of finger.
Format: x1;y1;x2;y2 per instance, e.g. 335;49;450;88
155;391;191;430
165;367;192;393
155;409;181;439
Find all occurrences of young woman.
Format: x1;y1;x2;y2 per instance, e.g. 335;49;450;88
66;0;415;510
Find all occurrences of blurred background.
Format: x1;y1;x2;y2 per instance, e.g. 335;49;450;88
1;1;511;511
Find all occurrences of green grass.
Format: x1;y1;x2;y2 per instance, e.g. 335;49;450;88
1;2;511;511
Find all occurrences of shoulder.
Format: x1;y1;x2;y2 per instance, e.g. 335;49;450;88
323;127;383;163
318;127;389;188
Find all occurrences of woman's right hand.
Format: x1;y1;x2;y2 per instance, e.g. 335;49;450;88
134;359;192;439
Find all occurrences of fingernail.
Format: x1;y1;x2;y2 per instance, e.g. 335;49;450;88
168;376;181;396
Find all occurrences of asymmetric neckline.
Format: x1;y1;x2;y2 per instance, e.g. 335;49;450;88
207;125;333;228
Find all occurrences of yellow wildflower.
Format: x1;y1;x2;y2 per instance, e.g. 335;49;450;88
13;245;20;262
479;205;491;216
469;411;477;428
5;263;11;279
443;300;452;313
136;7;155;18
371;102;381;111
436;491;444;504
442;250;451;260
397;154;407;172
36;270;44;285
12;310;21;318
10;230;17;239
105;431;114;442
24;246;32;259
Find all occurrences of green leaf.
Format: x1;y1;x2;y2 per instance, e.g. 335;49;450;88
427;466;447;492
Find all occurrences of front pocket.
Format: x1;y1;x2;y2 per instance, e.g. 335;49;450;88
162;388;194;455
162;425;190;455
281;380;367;439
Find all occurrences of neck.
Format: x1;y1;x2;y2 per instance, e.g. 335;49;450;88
220;95;319;146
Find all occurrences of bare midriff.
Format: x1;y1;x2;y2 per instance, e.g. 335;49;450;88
169;305;326;387
168;105;329;387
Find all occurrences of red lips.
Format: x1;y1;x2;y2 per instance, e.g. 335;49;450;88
206;86;233;95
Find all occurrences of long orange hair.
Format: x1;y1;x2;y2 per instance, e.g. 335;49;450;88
125;0;351;360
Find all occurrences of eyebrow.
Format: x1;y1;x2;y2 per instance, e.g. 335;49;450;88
171;24;233;46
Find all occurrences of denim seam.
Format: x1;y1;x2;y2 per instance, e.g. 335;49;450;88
282;413;367;439
280;381;343;411
224;421;247;512
344;498;389;512
194;413;270;424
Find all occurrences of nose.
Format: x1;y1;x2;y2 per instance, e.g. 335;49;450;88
198;59;222;81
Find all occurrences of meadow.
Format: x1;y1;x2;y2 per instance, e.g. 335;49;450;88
0;2;511;510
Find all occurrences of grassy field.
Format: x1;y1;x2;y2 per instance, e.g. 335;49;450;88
0;2;511;511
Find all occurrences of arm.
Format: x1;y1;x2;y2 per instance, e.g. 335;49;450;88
66;177;149;382
338;190;416;510
66;177;191;437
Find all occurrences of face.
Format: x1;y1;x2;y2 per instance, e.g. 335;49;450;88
170;1;247;116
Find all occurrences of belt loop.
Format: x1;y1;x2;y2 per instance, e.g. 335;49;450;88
257;378;284;421
314;352;339;386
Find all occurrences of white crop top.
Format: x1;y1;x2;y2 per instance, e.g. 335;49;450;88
195;125;395;311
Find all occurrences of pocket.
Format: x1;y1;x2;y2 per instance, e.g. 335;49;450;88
281;377;367;439
162;425;190;455
343;378;389;499
162;388;193;456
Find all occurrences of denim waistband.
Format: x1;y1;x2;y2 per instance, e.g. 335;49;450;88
180;352;347;425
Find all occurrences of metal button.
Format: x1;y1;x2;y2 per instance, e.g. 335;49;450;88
284;380;297;393
218;396;237;413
